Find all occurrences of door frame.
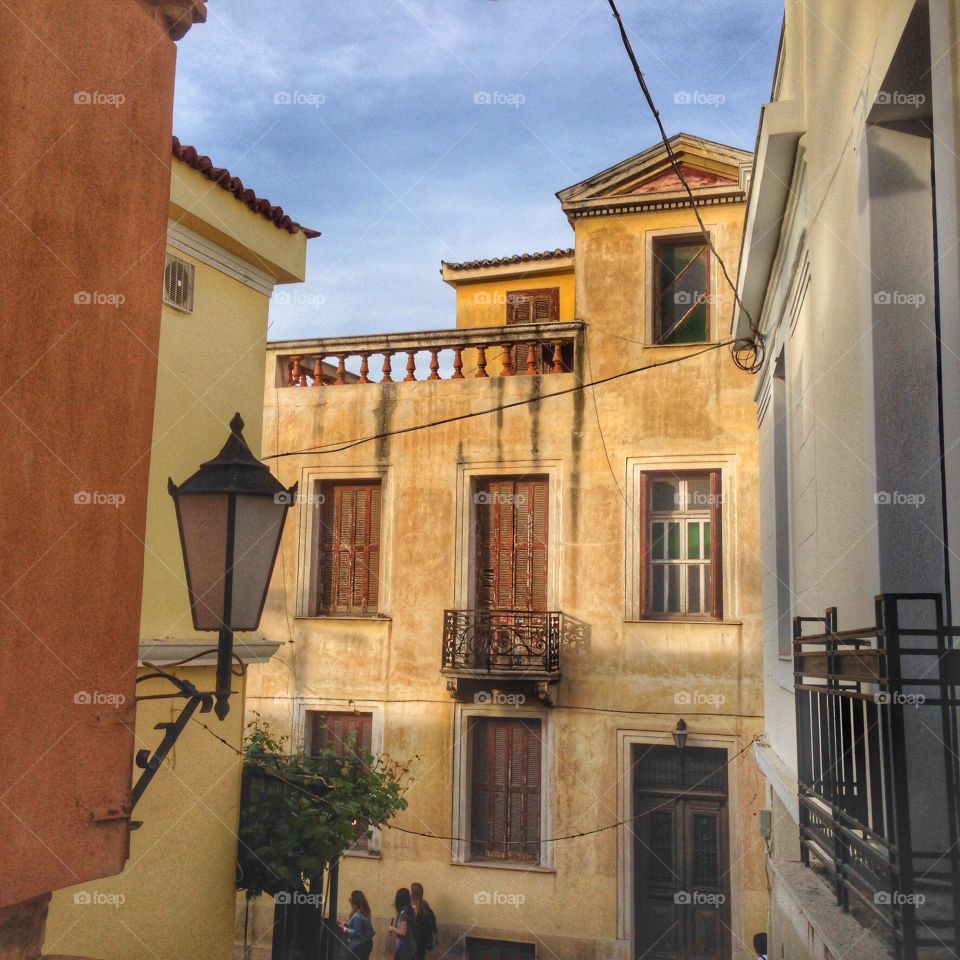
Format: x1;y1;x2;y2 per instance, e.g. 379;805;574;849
616;729;744;955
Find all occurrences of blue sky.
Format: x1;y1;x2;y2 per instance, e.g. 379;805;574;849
173;0;782;341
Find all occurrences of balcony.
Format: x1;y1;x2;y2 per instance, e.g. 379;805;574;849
442;609;563;704
271;321;582;386
793;594;960;960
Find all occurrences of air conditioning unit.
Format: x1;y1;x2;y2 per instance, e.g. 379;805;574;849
163;253;195;313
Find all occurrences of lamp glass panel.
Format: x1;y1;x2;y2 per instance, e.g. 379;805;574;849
228;493;286;630
176;492;229;630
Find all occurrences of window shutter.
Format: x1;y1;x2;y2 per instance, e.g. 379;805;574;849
310;711;373;756
639;472;651;617
318;481;381;615
506;288;559;325
709;470;723;619
163;253;195;313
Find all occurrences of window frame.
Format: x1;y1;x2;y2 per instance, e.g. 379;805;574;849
451;702;555;870
646;228;717;346
505;287;560;326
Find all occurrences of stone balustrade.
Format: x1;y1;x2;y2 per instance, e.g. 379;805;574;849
270;321;582;387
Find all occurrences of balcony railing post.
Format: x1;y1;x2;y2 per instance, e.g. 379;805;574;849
313;357;325;386
452;347;464;380
289;355;302;387
428;349;440;381
501;345;514;377
335;355;347;386
381;352;393;383
551;342;564;374
525;343;537;376
358;352;370;384
404;351;417;382
476;346;488;379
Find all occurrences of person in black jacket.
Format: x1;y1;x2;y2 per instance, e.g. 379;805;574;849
410;883;437;959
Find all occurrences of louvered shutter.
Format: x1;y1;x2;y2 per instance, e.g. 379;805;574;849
309;711;373;757
470;718;541;862
318;481;381;615
505;288;559;325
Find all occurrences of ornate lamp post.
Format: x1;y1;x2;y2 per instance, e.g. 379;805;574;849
168;412;296;719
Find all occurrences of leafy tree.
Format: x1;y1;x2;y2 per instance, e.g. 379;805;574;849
237;714;412;899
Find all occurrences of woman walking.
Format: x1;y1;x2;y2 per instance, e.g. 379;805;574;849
410;883;437;958
339;890;374;960
388;888;418;960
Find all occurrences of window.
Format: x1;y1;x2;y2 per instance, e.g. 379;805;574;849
506;288;559;325
307;711;373;757
640;471;722;618
470;717;541;862
316;481;381;616
467;939;536;960
652;235;710;344
475;477;548;612
163;253;195;313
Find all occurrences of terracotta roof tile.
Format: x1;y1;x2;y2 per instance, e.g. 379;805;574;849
442;247;574;271
172;137;320;238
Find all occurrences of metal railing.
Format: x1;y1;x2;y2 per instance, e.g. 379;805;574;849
794;594;960;960
442;608;563;675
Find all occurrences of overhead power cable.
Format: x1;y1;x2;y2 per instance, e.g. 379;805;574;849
605;0;765;374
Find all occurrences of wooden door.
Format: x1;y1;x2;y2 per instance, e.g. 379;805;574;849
633;747;731;960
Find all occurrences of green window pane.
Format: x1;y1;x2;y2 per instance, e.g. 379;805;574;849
688;522;701;560
656;241;710;344
704;521;711;559
667;522;681;560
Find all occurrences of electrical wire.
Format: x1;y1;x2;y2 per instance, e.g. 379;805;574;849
266;340;732;460
605;0;765;374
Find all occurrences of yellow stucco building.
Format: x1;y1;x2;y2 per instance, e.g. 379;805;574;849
43;139;316;960
244;133;767;960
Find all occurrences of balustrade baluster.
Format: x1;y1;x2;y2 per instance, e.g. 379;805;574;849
335;356;347;385
452;347;464;379
428;348;441;380
500;345;514;377
476;345;489;378
551;342;564;374
358;353;370;384
526;343;538;376
405;350;417;382
313;357;324;386
381;352;393;383
289;355;301;387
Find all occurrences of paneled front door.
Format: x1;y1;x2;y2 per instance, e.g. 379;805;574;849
633;746;731;960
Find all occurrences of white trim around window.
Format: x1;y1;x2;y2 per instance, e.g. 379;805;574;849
293;465;392;618
452;460;563;611
625;454;739;621
450;702;555;870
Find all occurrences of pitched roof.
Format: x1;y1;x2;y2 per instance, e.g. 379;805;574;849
172;137;320;238
442;247;574;271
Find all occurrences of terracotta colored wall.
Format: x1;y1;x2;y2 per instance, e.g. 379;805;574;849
0;0;176;909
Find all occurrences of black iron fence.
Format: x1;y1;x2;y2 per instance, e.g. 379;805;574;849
794;594;960;960
442;609;563;674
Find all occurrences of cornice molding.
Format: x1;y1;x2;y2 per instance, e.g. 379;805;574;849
136;0;206;40
564;191;746;222
167;220;277;296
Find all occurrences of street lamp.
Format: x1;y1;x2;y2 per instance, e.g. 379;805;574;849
672;718;688;751
168;412;295;719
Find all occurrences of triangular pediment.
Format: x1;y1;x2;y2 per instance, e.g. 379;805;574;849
557;133;752;217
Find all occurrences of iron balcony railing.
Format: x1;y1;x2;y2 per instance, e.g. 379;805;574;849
442;609;563;675
794;594;960;960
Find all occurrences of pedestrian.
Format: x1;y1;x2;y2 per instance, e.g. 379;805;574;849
410;883;437;958
753;932;768;960
388;888;418;960
340;890;374;960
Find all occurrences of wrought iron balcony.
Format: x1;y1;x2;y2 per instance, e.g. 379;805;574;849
442;609;563;677
793;594;960;960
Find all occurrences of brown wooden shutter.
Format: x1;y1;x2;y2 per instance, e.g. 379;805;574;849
310;711;373;756
639;472;651;617
506;288;559;325
709;470;723;619
470;718;541;861
318;481;381;615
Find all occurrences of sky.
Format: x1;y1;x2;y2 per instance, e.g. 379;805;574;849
173;0;783;342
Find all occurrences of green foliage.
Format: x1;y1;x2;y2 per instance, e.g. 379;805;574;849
237;714;412;899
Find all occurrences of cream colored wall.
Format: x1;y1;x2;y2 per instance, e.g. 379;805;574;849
248;198;765;959
45;164;309;960
453;268;575;329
